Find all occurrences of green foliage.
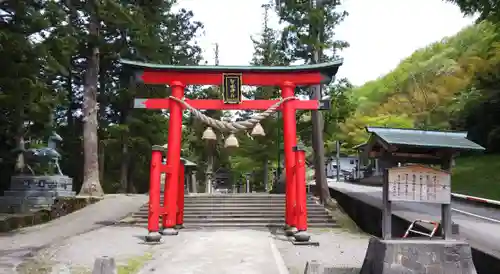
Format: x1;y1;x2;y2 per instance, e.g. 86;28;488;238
275;0;349;63
446;0;500;22
227;3;287;190
226;0;351;190
274;0;352;160
338;20;500;152
0;0;204;193
453;155;500;200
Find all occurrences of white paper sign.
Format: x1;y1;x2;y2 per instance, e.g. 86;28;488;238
387;165;451;204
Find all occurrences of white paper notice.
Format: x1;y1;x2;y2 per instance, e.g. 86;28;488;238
387;165;451;204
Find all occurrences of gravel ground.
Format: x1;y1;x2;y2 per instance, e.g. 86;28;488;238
43;226;154;270
25;227;287;274
138;228;286;274
272;228;370;274
21;226;369;274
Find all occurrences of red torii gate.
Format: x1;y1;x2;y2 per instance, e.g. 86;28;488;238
120;59;343;243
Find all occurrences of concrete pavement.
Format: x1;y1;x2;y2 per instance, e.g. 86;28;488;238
0;194;148;273
13;225;370;274
44;226;289;274
326;181;500;259
138;229;288;274
0;191;371;273
272;228;368;274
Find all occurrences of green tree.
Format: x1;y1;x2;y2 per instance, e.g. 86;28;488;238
229;3;291;191
340;21;500;153
0;0;61;190
275;0;349;202
445;0;500;22
0;0;205;196
275;0;349;64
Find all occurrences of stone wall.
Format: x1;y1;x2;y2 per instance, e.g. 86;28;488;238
0;175;75;213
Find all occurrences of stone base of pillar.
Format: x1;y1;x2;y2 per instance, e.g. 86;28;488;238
160;227;179;236
284;226;298;236
145;232;162;243
293;230;311;242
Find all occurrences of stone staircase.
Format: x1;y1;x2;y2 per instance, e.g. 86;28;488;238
131;193;337;228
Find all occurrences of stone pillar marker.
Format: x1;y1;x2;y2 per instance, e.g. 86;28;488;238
303;260;322;274
191;172;197;193
92;256;117;274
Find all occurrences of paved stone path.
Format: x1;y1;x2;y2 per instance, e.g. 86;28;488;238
40;226;369;274
272;228;369;274
39;227;287;274
0;194;147;273
138;229;288;274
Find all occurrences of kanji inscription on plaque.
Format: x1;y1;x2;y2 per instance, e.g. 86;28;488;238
387;165;451;204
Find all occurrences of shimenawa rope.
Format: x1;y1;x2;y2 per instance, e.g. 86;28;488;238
168;96;295;133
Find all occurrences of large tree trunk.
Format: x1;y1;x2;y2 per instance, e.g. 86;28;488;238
79;0;103;196
98;141;105;183
66;0;77;130
118;76;133;193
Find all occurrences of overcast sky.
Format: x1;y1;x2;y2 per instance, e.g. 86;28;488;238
174;0;476;86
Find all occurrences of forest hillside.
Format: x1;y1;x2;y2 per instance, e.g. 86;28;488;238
336;21;500;199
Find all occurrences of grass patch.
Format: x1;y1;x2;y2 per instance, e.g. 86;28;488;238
16;252;153;274
118;253;153;274
452;154;500;200
16;259;53;274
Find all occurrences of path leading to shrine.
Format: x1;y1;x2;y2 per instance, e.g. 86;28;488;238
0;193;369;273
30;226;368;274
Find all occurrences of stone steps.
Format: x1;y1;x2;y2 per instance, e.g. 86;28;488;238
133;211;331;217
134;213;332;221
142;222;334;228
181;204;319;208
181;217;335;223
137;206;326;213
131;193;337;229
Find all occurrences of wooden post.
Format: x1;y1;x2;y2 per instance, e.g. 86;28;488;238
281;81;298;229
294;145;308;232
382;168;392;239
147;147;162;236
441;156;453;239
162;81;184;235
176;163;185;227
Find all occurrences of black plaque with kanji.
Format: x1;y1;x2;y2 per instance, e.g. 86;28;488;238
222;73;242;104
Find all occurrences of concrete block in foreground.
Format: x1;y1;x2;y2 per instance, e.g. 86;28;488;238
92;256;117;274
304;260;323;274
360;237;477;274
